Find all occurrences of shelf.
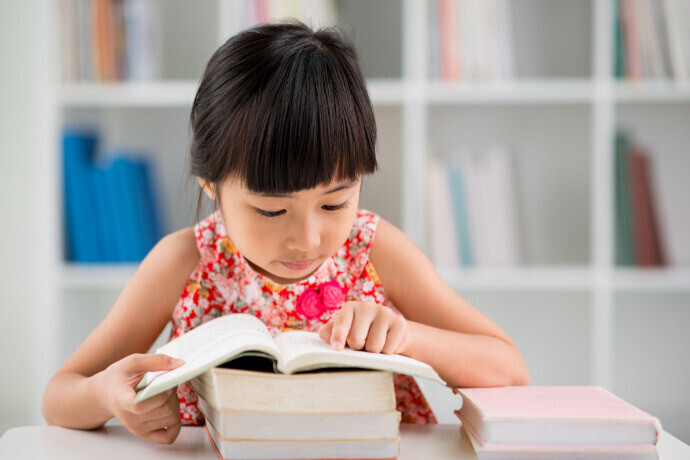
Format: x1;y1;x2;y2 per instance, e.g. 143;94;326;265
61;79;407;108
60;263;137;289
437;266;594;291
613;267;690;292
60;79;606;108
614;81;690;103
61;81;199;107
424;79;595;105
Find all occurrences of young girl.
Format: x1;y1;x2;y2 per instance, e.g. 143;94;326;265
42;22;529;445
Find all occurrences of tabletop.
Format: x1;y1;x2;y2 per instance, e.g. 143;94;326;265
1;424;688;459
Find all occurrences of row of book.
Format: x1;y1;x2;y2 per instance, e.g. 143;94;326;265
61;0;161;82
615;131;666;267
63;129;164;263
60;0;338;82
429;0;515;82
427;148;521;268
455;386;662;459
615;0;690;82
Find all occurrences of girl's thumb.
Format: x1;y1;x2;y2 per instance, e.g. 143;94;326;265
125;353;185;375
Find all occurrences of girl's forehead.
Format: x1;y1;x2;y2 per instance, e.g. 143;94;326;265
234;177;360;199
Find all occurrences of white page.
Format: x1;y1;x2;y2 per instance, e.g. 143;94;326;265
135;314;280;402
274;331;445;385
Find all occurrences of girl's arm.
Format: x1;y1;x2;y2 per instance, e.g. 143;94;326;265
41;227;199;443
323;218;529;388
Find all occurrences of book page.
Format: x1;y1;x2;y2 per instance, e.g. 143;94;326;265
274;331;445;385
135;314;280;402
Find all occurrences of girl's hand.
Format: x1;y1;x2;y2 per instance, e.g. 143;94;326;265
318;301;409;354
96;354;184;444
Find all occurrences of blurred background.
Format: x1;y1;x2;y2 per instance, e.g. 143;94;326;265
1;0;689;442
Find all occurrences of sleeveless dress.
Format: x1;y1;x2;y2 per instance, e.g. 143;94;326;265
170;208;437;425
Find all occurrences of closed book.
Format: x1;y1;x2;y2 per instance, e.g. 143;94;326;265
455;386;662;447
197;395;401;441
461;425;659;460
189;367;396;414
204;423;399;460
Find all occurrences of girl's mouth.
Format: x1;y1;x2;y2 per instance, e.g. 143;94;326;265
280;259;314;271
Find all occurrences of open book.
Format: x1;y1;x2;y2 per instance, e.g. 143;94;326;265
134;313;445;403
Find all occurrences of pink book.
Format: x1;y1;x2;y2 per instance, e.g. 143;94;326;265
454;386;662;447
461;425;659;460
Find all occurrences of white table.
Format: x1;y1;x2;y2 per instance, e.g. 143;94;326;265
1;424;688;459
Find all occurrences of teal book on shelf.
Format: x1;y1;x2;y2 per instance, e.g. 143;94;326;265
614;132;635;266
448;163;473;266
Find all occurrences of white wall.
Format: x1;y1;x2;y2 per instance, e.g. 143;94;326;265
0;0;45;435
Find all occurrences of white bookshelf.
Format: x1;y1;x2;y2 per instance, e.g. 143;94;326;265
39;0;690;440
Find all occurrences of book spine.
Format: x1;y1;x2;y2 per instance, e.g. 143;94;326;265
63;130;103;262
614;132;635;266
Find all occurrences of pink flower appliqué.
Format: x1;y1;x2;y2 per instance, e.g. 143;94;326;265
295;280;345;320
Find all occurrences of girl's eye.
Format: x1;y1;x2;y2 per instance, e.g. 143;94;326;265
255;208;286;218
322;201;350;212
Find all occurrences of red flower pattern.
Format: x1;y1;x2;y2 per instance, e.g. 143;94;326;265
169;209;437;425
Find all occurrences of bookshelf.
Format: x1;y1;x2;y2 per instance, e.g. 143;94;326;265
39;0;689;440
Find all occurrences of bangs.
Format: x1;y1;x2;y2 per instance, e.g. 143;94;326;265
190;23;377;195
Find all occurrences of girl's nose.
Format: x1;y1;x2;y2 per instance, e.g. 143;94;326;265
286;216;321;252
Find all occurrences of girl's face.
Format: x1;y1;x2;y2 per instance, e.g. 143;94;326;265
208;177;362;285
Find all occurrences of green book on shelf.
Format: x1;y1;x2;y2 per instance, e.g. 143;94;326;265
615;131;635;266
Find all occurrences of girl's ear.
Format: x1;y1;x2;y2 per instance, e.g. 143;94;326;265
198;178;216;201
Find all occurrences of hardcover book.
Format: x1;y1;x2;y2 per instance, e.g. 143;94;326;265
135;313;444;403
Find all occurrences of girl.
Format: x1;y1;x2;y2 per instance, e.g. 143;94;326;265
42;22;529;445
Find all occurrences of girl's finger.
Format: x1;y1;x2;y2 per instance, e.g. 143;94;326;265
346;304;378;351
383;318;408;355
318;321;334;344
363;312;389;354
330;303;355;350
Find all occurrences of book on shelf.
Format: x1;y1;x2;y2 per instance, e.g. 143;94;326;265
614;131;666;267
426;148;521;268
430;0;514;82
62;128;164;263
134;313;445;403
455;386;662;460
62;0;161;82
615;0;689;82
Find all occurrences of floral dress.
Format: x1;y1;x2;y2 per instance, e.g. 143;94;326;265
170;208;437;425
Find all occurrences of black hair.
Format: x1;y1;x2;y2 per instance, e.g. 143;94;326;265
189;21;377;219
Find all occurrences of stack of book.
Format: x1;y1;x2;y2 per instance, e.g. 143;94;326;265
614;131;666;267
454;386;662;460
134;314;446;460
191;368;401;460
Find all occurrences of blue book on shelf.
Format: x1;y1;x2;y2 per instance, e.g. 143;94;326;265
448;163;473;266
91;163;118;263
133;157;164;253
63;129;102;262
105;155;141;262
